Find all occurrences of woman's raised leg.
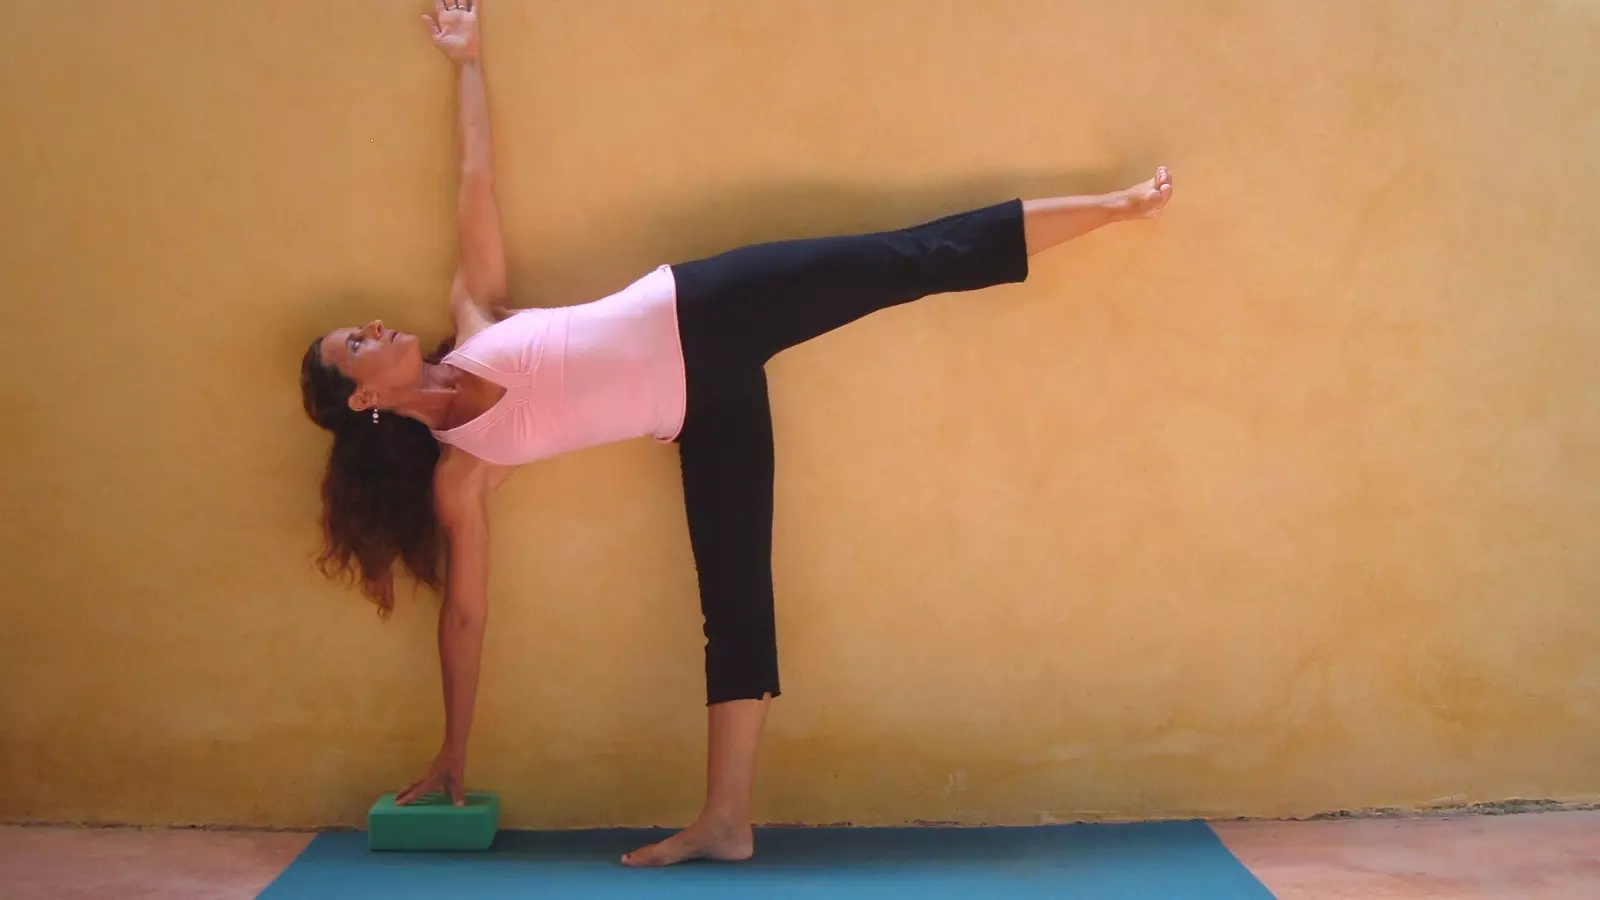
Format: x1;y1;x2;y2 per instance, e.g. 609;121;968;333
669;168;1173;380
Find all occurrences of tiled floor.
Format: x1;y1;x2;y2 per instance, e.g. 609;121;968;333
0;827;310;900
2;811;1597;899
1214;811;1600;899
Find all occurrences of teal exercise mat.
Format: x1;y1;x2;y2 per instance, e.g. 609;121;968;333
261;820;1276;898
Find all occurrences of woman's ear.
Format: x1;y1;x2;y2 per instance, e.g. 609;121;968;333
347;388;378;412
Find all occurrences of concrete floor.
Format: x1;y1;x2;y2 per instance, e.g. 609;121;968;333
2;811;1597;899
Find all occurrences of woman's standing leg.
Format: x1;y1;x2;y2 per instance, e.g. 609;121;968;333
624;371;778;867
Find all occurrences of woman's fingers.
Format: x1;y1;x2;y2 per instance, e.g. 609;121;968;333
396;776;436;806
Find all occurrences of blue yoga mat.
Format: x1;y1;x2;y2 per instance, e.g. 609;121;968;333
260;821;1276;898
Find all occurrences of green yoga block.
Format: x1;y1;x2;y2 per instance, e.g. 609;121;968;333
367;792;500;851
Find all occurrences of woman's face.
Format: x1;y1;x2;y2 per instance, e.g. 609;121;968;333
318;320;424;409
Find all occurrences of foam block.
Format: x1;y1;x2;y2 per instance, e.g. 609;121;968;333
366;792;500;851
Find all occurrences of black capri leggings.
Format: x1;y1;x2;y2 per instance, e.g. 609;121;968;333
670;199;1029;705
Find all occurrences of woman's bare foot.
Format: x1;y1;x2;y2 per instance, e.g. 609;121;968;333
1109;166;1173;220
1021;168;1173;255
620;814;754;867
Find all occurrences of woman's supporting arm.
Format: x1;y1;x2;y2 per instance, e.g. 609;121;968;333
396;451;491;806
437;464;489;759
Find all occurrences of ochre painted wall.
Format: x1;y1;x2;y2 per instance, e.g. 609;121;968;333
4;0;1598;829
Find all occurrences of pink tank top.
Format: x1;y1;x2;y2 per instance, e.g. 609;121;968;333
430;265;687;466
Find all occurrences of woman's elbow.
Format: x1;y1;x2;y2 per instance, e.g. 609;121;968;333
469;272;508;305
443;602;487;633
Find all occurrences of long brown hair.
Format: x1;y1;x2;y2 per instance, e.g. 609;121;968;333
298;336;455;614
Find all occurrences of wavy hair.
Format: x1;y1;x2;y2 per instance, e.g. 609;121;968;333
298;335;455;614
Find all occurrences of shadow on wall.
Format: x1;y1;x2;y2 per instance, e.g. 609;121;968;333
519;165;1164;308
632;165;1158;262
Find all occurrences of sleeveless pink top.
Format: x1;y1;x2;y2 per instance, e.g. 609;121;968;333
430;265;687;466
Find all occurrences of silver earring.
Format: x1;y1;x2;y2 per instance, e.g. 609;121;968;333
372;409;379;424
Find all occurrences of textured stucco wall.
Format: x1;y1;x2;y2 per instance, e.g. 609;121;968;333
3;0;1597;828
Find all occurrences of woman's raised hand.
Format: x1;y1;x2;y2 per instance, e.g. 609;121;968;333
424;0;481;63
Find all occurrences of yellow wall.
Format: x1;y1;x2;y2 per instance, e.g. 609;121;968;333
4;0;1598;829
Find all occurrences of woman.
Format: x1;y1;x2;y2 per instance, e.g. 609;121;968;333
300;0;1173;867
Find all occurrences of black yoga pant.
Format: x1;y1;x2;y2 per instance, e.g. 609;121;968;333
670;199;1029;705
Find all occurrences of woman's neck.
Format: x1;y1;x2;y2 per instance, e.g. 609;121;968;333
383;362;460;430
